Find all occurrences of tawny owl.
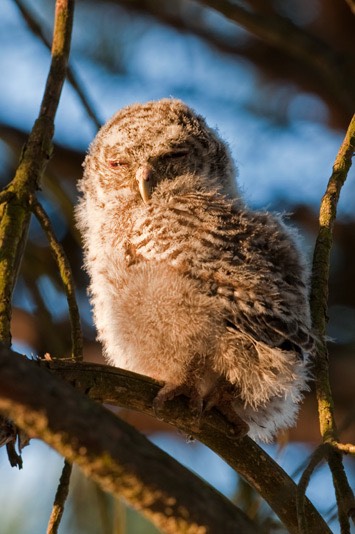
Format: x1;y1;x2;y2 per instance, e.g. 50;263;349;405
76;98;313;442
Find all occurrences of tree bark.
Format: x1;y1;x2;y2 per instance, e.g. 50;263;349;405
0;347;261;534
0;349;331;533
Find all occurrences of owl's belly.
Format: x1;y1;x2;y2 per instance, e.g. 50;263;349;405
95;258;224;387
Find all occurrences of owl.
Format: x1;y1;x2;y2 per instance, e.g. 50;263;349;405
76;98;313;442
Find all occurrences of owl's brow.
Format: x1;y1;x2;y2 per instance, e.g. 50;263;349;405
104;143;134;159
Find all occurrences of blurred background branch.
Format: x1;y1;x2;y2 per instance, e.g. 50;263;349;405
13;0;102;129
46;459;73;534
112;0;354;127
344;0;355;15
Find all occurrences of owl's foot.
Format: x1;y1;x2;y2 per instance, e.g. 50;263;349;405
153;383;204;431
216;404;249;439
205;387;249;439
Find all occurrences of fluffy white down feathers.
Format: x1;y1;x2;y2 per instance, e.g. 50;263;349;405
76;98;313;441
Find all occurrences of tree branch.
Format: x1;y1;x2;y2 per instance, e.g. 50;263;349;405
0;0;75;346
310;114;355;529
18;356;331;534
30;196;83;361
311;114;355;438
311;114;355;341
39;0;74;122
296;444;330;533
328;451;355;532
0;347;260;534
46;459;72;534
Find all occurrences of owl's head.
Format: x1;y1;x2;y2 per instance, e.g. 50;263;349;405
82;99;237;203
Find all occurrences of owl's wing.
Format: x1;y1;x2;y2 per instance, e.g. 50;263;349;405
225;293;313;358
213;211;314;358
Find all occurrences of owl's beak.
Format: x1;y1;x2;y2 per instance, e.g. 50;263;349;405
136;165;153;203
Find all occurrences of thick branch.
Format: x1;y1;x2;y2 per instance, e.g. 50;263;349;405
23;357;331;534
0;348;259;534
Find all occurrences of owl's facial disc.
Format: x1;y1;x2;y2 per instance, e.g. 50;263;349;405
136;165;153;203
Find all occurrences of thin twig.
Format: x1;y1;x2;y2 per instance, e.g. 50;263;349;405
46;459;72;534
39;0;74;122
13;0;101;129
296;444;329;533
30;196;83;361
310;114;355;529
311;114;355;338
0;0;75;346
331;441;355;455
310;114;355;442
328;452;353;533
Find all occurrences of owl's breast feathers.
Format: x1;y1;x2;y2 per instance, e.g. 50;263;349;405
123;187;313;359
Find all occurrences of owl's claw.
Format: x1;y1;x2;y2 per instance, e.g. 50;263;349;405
153;382;249;438
219;408;249;440
153;383;185;419
153;383;204;431
204;386;249;439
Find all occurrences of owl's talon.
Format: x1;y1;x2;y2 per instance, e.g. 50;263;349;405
152;383;205;432
152;383;186;419
152;396;165;420
226;418;249;440
216;406;249;439
204;384;249;439
152;394;171;419
188;396;204;417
